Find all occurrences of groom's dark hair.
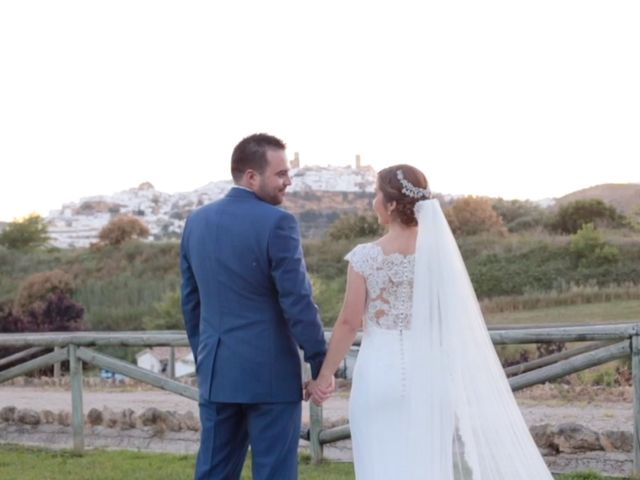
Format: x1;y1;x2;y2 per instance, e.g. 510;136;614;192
231;133;287;182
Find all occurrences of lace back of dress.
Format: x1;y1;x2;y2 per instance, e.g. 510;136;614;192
345;244;415;330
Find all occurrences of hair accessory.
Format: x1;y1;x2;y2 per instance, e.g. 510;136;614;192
396;169;432;199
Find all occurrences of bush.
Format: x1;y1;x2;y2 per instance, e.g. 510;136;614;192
327;214;384;241
310;274;347;326
98;215;150;246
0;214;49;250
570;223;620;269
20;292;85;332
14;270;74;312
445;196;508;237
0;292;85;361
143;289;183;330
550;198;624;234
492;198;548;232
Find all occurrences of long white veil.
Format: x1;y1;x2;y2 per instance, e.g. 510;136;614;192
405;199;553;479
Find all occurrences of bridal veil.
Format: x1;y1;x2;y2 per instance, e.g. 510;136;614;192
405;199;553;479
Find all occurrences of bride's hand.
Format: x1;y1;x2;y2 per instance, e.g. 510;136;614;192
307;373;335;405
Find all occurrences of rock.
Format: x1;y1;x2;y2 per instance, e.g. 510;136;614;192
16;409;41;425
163;411;182;432
57;410;71;426
530;423;557;455
0;406;17;423
40;410;56;424
178;411;200;431
102;407;119;428
140;407;163;427
119;409;136;430
600;430;633;453
87;408;103;426
554;423;602;453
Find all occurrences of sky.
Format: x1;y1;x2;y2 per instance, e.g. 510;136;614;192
1;1;638;222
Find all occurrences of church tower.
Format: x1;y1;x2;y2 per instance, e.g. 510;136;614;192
291;152;300;169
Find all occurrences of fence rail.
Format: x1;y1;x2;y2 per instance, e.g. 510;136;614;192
1;322;640;474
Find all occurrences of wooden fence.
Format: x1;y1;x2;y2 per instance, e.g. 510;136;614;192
1;323;640;474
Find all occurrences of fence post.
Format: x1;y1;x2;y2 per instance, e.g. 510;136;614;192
632;335;640;476
69;344;84;453
310;402;324;464
53;346;61;379
168;347;175;379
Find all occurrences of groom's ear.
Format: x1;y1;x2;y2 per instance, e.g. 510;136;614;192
244;169;259;188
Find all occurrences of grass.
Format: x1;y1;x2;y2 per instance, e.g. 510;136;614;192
0;445;352;480
0;445;627;480
485;299;640;326
481;284;640;315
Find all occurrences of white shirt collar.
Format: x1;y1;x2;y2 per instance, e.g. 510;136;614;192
232;185;254;193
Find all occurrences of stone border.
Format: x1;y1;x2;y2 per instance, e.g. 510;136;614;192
1;406;633;455
0;406;199;433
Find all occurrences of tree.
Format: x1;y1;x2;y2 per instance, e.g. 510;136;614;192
327;214;384;241
0;214;49;250
550;199;624;234
445;196;508;237
98;215;150;246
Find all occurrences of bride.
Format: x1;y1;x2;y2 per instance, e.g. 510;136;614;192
306;165;554;479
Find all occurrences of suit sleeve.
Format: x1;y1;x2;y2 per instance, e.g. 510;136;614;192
268;211;327;378
180;219;200;364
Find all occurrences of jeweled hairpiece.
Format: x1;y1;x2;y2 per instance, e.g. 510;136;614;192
396;169;432;199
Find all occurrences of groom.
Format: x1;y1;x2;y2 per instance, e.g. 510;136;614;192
181;133;330;480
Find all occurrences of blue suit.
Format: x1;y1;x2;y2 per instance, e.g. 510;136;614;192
180;187;327;479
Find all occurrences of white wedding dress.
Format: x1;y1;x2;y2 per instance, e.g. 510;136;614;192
345;199;554;480
346;242;415;480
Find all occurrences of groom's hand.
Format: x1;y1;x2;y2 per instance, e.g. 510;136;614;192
303;380;312;402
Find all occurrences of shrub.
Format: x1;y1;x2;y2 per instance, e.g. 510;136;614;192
570;223;620;269
20;292;85;332
98;215;150;246
550;198;624;234
1;293;85;361
327;214;384;241
143;289;183;330
445;196;508;237
492;198;548;232
310;274;346;327
14;270;74;312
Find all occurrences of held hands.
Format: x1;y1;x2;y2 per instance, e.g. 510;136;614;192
304;373;335;406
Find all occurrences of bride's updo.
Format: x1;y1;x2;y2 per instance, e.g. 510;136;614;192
377;164;429;227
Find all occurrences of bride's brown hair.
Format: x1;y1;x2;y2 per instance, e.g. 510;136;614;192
377;164;429;227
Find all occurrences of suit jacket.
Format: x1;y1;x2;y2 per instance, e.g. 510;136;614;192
180;187;327;403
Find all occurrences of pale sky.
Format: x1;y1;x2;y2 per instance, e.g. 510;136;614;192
1;1;638;222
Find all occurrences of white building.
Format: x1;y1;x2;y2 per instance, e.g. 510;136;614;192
136;347;195;378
